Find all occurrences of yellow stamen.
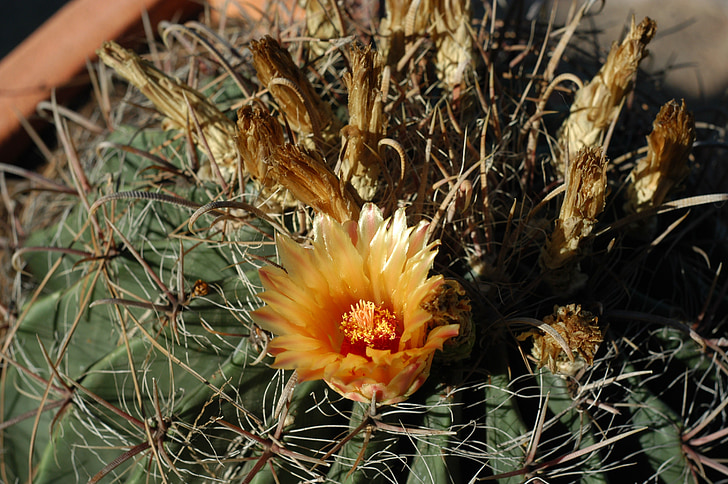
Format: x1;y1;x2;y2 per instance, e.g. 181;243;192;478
339;300;401;356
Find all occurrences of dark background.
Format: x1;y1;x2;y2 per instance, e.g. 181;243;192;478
1;0;68;59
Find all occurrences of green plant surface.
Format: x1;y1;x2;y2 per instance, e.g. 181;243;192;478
2;4;727;483
484;371;530;482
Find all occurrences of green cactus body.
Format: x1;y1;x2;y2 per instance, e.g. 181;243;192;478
2;4;727;484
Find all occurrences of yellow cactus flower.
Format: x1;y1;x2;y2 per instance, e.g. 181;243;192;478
252;203;461;405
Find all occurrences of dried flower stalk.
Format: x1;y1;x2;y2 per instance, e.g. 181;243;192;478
267;144;360;223
250;36;341;145
625;99;695;213
521;304;603;376
555;17;656;177
341;44;387;200
540;147;608;293
97;41;238;181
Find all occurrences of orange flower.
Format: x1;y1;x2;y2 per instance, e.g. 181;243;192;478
252;204;460;405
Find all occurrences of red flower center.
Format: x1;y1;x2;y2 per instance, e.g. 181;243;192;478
339;300;401;357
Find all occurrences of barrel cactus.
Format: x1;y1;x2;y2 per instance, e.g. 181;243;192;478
2;2;727;483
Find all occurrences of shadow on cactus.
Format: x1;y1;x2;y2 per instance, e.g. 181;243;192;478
2;1;728;483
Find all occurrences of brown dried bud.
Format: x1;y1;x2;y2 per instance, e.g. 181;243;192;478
555;17;657;177
528;304;603;376
626;99;695;213
97;41;238;181
235;106;285;183
250;36;340;142
540;147;608;293
341;43;386;200
424;279;474;362
267;144;360;223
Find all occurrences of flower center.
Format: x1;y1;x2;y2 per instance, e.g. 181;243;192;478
339;300;401;357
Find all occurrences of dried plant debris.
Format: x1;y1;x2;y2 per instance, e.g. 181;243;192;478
235;105;297;207
378;0;473;87
378;0;429;67
341;43;387;200
626;98;695;213
521;304;603;376
555;17;657;177
300;0;344;57
250;35;341;145
267;143;360;223
540;146;608;293
431;0;473;88
235;105;285;183
97;41;238;181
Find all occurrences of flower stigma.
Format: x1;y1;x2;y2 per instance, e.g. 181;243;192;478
339;300;401;357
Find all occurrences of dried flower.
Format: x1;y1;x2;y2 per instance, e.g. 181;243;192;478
555;17;656;177
540;147;608;293
523;304;603;376
97;41;238;181
235;105;302;208
235;105;285;183
378;0;473;87
341;43;387;200
250;36;341;144
626;99;695;213
267;143;360;223
235;104;359;216
432;0;473;88
252;203;461;405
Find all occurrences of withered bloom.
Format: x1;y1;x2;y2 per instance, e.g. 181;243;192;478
235;105;285;183
250;36;340;143
97;41;238;181
267;144;360;223
540;147;608;293
523;304;603;376
341;43;387;200
252;204;461;405
431;0;473;88
378;0;473;87
555;17;656;177
626;99;695;213
378;0;473;88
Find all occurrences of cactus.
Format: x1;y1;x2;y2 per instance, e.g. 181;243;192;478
2;3;728;484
